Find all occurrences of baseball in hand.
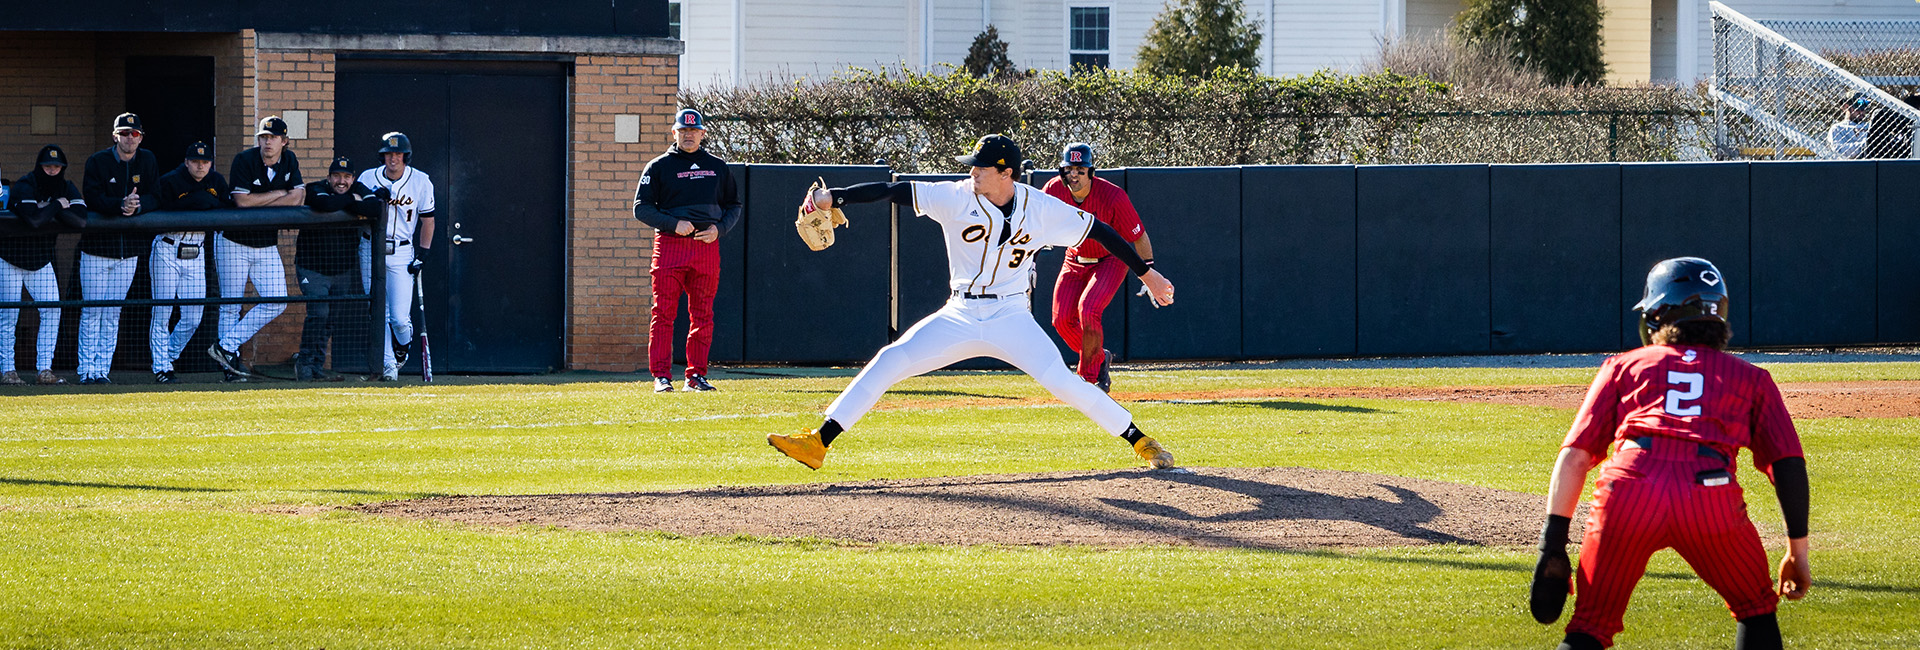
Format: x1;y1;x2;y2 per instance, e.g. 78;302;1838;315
1141;270;1174;307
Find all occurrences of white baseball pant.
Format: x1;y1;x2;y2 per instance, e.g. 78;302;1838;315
360;238;415;371
213;234;287;353
0;261;60;373
825;295;1133;436
78;252;137;378
149;235;207;372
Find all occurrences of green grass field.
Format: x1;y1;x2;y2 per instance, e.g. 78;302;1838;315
1;362;1916;648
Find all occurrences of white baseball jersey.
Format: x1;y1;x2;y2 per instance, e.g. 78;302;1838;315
358;166;436;242
911;179;1095;297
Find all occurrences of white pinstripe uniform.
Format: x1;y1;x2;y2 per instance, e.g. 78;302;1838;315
824;179;1134;436
357;165;434;373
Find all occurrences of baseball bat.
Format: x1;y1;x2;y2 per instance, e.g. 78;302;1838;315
414;268;433;383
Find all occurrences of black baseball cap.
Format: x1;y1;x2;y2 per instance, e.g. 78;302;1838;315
673;108;706;130
113;112;143;133
36;144;67;167
955;134;1022;170
256;115;289;137
184;141;214;162
328;155;353;174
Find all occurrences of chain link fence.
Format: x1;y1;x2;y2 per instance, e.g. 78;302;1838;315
1711;1;1920;161
1761;17;1920;87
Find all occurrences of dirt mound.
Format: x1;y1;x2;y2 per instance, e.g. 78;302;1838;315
358;467;1588;550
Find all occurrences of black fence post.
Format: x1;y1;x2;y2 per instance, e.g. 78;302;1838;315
368;209;386;377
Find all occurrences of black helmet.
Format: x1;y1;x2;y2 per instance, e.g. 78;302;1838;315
378;131;412;155
1634;257;1729;346
1060;143;1095;170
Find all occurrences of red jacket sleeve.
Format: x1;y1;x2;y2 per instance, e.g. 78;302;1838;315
1746;369;1804;479
1564;358;1623;455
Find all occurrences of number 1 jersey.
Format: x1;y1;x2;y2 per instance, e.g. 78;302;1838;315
1564;344;1803;476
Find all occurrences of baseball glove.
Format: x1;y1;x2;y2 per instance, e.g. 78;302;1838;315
795;177;848;252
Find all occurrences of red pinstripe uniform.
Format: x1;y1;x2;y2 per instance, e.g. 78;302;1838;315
1041;176;1144;383
1561;344;1804;647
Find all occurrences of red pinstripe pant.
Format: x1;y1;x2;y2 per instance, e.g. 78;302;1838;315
1050;256;1127;383
1568;437;1779;647
648;235;720;379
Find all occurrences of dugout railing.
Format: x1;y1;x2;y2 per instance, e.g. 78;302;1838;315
0;205;389;381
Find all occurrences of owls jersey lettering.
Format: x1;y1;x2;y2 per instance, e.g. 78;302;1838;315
357;167;436;241
911;180;1094;297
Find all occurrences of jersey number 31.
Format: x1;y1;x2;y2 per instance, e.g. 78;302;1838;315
1664;371;1704;416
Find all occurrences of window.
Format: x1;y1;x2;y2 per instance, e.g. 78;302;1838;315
668;1;682;40
1068;6;1110;72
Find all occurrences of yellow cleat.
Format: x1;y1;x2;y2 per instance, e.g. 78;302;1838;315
1133;436;1176;469
768;430;830;470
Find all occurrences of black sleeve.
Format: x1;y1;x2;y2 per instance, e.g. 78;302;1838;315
212;172;233;208
1086;221;1151;276
348;183;383;219
718;165;743;236
228;153;257;197
829;182;914;208
7;185;50;228
82;157;114;214
285;151;303;187
56;181;88;228
304;182;349;212
132;154;159;215
1771;456;1810;539
631;161;677;232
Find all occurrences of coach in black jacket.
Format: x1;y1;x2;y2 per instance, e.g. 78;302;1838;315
76;112;158;384
292;155;381;382
2;145;86;385
631;108;742;393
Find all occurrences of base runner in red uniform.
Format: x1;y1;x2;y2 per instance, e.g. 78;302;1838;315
1040;143;1152;392
1531;257;1812;650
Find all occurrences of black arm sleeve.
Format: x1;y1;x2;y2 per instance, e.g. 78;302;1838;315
1087;221;1151;276
829;182;914;208
631;163;678;233
1771;456;1809;539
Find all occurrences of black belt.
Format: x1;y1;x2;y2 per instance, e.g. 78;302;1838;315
1625;436;1730;463
952;291;999;300
361;233;411;246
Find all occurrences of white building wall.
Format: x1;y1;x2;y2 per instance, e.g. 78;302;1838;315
1269;0;1385;76
1687;0;1920;84
681;0;742;88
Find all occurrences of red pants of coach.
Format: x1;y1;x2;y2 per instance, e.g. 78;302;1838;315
1568;437;1778;646
1051;256;1127;383
649;236;720;379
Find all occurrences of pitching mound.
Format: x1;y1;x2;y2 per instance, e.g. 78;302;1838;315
358;467;1583;550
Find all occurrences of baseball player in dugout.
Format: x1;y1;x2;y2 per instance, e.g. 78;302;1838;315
1041;143;1152;392
358;131;435;382
2;145;87;386
150;141;229;384
1530;257;1811;650
78;112;159;385
768;134;1177;471
296;156;381;382
631;108;741;393
209;115;303;382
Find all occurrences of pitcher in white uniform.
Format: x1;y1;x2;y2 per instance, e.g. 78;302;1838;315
768;134;1178;470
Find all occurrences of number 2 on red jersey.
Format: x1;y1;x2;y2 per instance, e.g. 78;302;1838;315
1665;371;1704;416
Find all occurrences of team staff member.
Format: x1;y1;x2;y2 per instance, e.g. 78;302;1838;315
79;112;159;385
297;155;381;382
1532;257;1810;650
1040;143;1151;392
2;145;86;386
769;134;1177;471
357;132;434;382
631;108;741;393
209;116;302;380
151;141;227;384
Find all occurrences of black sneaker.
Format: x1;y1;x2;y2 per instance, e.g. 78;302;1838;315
653;376;674;393
208;344;250;376
222;368;249;383
686;375;716;392
154;370;178;384
79;375;111;385
1095;350;1113;393
391;335;411;368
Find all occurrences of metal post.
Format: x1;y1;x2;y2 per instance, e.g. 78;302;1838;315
1772;42;1787;160
1609;113;1620;161
367;205;386;377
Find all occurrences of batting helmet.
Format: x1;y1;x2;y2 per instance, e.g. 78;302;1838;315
379;132;412;155
1060;143;1096;170
1634;257;1729;346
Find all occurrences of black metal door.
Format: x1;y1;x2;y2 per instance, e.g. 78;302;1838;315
336;60;567;373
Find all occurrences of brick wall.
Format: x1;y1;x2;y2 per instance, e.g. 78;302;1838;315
569;54;679;371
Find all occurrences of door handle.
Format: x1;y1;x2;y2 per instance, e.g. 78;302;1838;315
452;235;475;245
